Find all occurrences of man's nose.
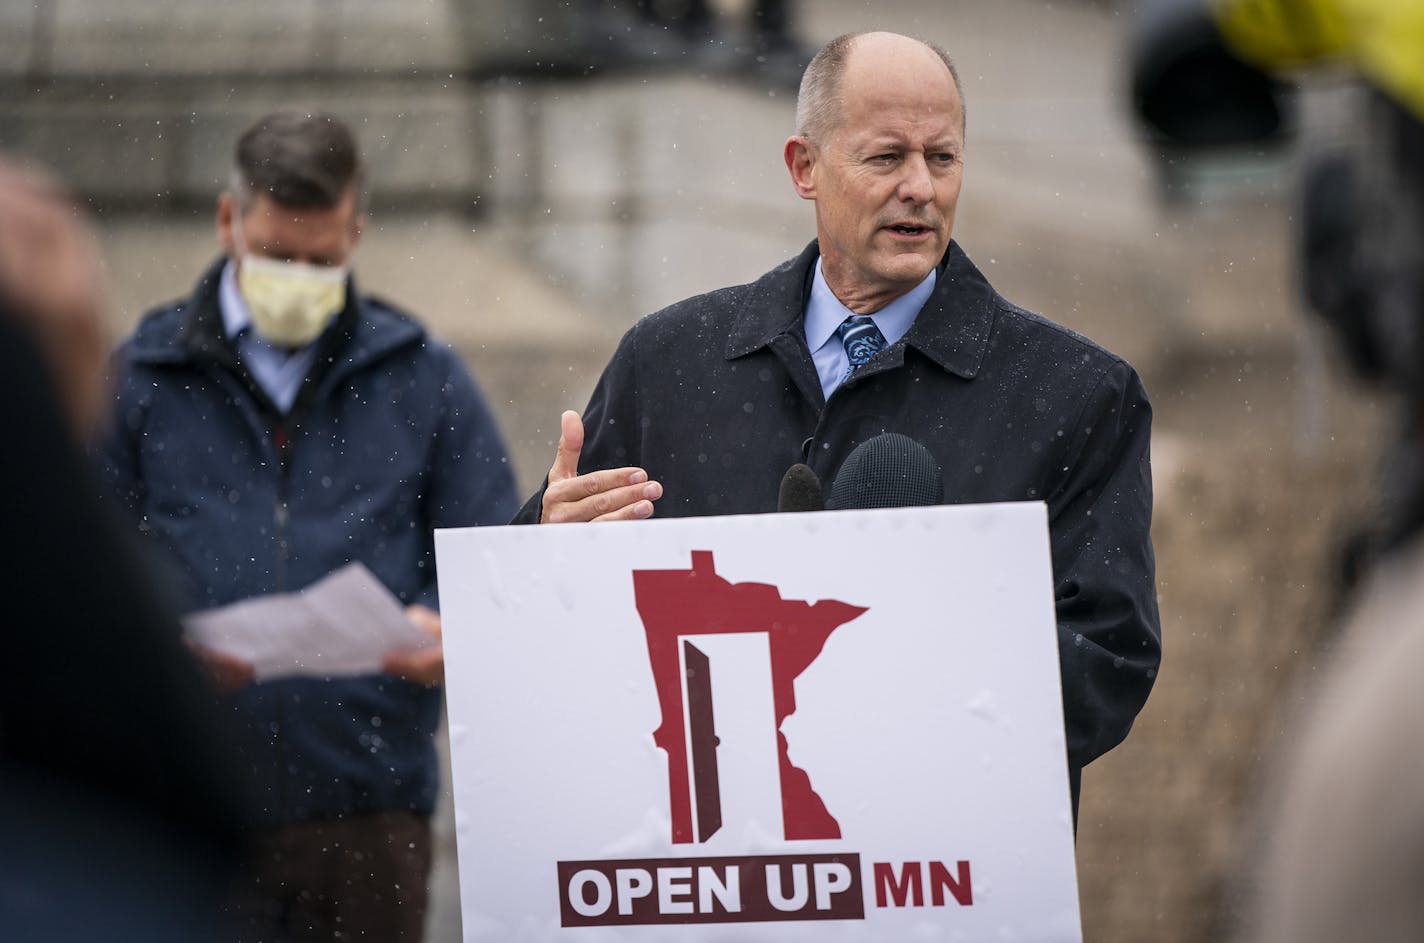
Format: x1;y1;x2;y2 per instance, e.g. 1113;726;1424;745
896;155;935;204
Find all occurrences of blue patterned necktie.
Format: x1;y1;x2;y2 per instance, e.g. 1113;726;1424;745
836;315;887;384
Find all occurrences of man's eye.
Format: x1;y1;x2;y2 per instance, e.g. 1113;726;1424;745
871;153;897;163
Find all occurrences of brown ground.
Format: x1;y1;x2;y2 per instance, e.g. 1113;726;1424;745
1077;346;1387;942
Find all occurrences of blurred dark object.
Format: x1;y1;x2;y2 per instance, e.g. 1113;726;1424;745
637;0;810;85
1129;0;1292;148
0;303;250;940
458;0;810;88
637;0;716;42
1298;90;1424;396
0;155;249;940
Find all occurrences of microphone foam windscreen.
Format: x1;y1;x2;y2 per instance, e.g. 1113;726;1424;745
826;433;944;510
777;463;824;512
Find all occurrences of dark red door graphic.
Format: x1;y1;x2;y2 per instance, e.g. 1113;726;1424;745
633;551;868;844
683;640;722;843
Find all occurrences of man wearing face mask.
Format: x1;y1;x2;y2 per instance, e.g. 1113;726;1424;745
98;110;519;941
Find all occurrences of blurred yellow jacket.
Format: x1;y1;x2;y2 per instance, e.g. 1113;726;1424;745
1215;0;1424;119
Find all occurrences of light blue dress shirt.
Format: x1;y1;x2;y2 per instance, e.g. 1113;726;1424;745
803;258;937;401
219;260;319;414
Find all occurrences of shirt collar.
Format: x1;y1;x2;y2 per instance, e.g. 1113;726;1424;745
803;257;937;353
725;240;995;382
218;258;251;340
218;258;322;357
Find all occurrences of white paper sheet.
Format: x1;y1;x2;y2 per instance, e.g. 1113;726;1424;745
183;563;434;681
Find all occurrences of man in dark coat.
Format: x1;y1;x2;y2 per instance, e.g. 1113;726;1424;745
514;31;1160;811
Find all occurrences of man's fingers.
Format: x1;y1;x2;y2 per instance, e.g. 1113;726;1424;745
544;474;662;523
187;643;256;694
540;411;662;523
404;603;442;640
383;646;445;687
548;410;584;484
591;497;659;523
563;466;648;499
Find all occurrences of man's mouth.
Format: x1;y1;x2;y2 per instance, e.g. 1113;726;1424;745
886;224;932;236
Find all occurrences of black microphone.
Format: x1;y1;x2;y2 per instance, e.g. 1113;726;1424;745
826;433;944;510
777;463;824;512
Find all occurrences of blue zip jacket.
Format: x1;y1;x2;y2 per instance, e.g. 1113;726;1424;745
98;259;519;827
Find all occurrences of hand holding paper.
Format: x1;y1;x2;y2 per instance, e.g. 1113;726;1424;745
383;604;446;687
183;563;438;683
187;641;257;694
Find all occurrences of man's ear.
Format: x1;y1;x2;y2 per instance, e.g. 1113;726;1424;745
784;136;818;201
216;193;237;257
351;213;366;246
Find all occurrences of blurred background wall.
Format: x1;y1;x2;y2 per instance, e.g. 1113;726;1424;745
0;0;1386;939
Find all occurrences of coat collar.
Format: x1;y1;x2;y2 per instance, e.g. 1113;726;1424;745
724;239;996;380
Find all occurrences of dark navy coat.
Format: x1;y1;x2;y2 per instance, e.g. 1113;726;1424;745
100;259;519;827
516;241;1160;806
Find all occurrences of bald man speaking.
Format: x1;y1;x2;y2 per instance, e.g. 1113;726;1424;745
513;31;1160;814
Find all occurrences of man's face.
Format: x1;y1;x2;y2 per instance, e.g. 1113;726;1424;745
786;34;965;313
217;187;362;269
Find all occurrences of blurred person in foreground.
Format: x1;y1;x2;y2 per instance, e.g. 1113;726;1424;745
515;30;1163;816
96;111;519;940
0;157;250;940
1132;0;1424;939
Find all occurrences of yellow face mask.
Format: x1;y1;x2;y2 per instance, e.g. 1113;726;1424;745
237;254;348;348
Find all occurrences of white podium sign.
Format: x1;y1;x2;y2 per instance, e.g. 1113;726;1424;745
436;503;1081;942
